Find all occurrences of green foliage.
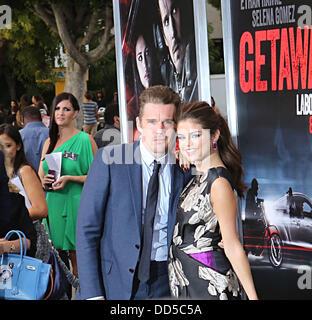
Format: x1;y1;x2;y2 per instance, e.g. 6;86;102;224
207;0;221;10
0;2;61;105
24;0;116;106
88;48;117;105
0;7;60;84
207;23;224;74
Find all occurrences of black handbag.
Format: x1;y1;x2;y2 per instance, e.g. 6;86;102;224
43;219;79;300
46;248;72;300
34;219;78;300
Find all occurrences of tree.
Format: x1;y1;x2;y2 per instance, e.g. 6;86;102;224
87;48;117;105
0;3;60;105
207;23;224;74
0;38;15;100
30;0;115;127
206;0;224;74
207;0;221;10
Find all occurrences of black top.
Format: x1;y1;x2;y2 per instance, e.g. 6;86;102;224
0;152;37;256
0;150;11;223
0;192;37;257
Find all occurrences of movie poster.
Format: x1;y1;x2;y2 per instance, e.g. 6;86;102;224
117;0;198;140
223;0;312;299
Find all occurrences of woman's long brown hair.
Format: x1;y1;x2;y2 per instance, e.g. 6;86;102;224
178;101;247;198
47;92;80;154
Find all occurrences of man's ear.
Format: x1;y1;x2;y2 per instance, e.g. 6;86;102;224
136;116;143;134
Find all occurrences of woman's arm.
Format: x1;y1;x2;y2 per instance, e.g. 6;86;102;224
211;177;258;300
0;238;31;255
20;165;48;220
52;174;87;190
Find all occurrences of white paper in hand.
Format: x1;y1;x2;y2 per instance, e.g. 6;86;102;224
10;176;32;209
44;152;62;180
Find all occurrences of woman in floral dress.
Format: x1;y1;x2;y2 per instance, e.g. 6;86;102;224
169;101;258;300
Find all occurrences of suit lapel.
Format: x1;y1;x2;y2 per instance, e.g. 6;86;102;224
127;141;143;235
167;164;184;248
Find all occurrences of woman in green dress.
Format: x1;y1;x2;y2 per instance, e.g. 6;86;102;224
39;92;97;278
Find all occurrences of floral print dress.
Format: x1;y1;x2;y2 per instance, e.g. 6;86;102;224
168;167;240;300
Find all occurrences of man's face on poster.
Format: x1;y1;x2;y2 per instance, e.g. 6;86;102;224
158;0;185;74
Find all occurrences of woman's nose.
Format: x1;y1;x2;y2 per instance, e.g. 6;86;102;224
186;137;191;147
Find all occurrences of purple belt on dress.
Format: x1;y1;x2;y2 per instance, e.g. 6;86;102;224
189;251;216;271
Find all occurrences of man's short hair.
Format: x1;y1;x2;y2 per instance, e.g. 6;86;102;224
138;85;181;120
21;106;42;122
84;91;94;100
105;103;119;125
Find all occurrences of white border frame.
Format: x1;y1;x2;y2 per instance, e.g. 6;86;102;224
221;0;238;143
113;0;129;143
221;0;245;259
193;0;211;102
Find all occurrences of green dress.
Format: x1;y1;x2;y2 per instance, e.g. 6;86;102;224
42;131;94;250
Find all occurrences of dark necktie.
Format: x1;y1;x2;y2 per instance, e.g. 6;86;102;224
138;160;161;283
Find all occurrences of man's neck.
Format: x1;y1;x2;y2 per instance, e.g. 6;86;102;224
24;120;41;126
140;140;167;161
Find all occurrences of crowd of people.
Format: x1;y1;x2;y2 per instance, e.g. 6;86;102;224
0;84;258;300
0;90;121;149
0;94;48;129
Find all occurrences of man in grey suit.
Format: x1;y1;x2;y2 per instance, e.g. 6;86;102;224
76;85;191;300
19;106;49;171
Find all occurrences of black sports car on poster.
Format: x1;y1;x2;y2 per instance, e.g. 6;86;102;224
243;192;312;268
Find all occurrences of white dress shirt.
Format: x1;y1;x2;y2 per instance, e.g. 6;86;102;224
140;140;172;261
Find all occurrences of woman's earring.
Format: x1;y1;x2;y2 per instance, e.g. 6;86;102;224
212;141;217;151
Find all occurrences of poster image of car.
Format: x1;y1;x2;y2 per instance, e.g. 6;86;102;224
222;0;312;299
119;0;198;138
243;181;312;268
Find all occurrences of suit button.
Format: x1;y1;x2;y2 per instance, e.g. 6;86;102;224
129;268;134;273
135;244;140;249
